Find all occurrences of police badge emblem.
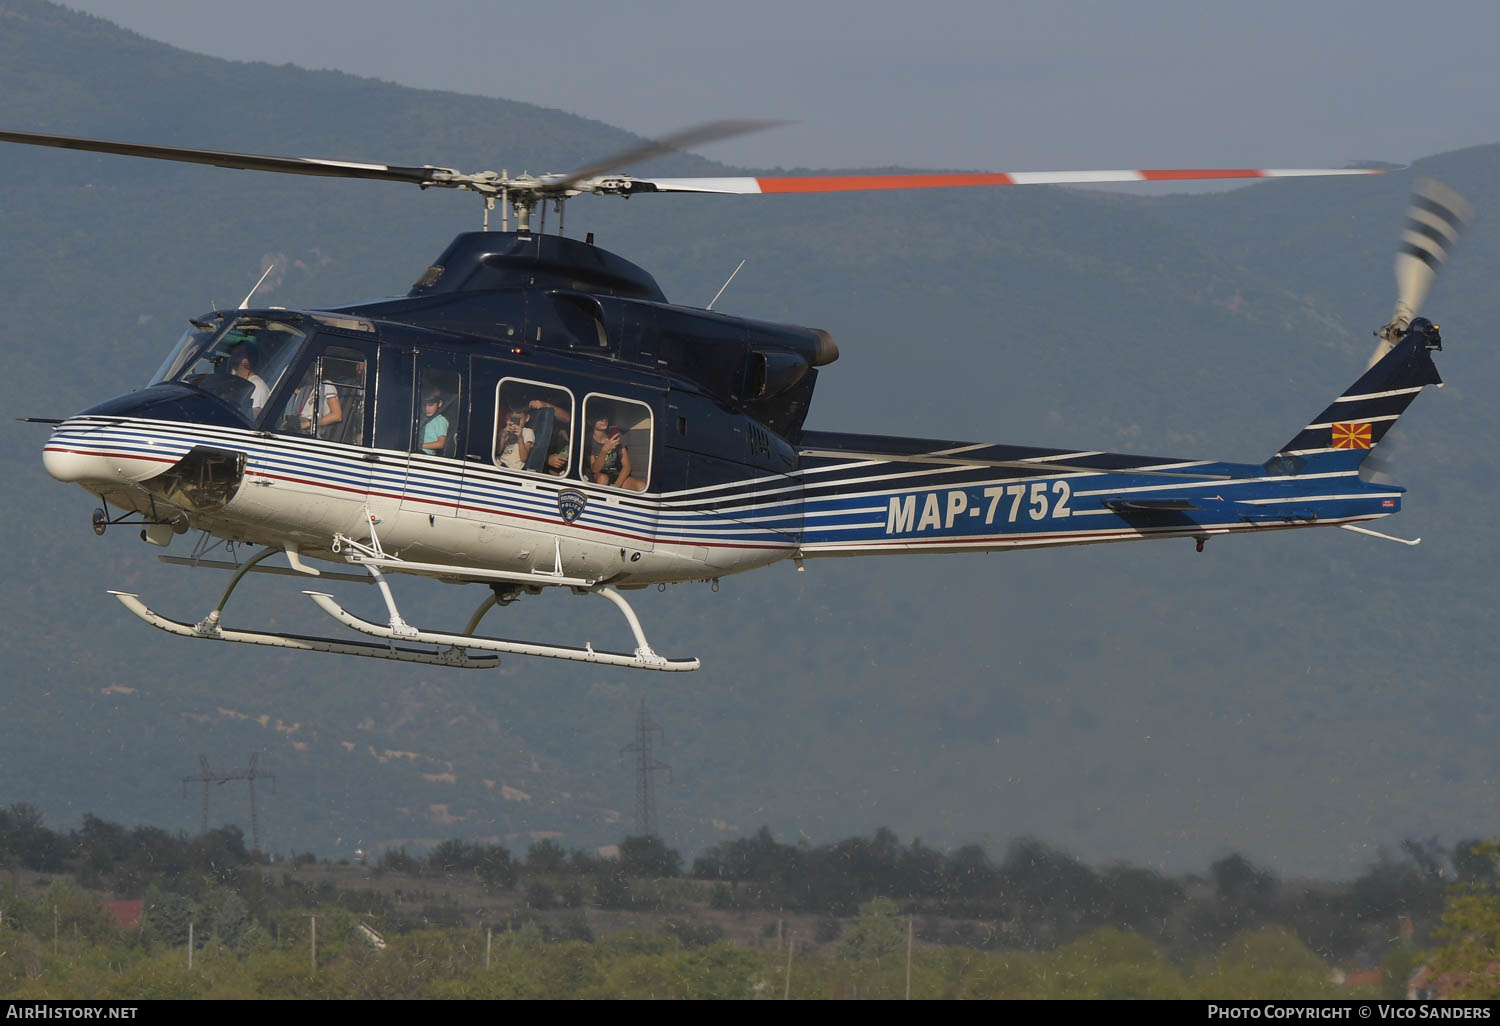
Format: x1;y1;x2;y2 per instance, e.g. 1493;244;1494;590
557;489;588;524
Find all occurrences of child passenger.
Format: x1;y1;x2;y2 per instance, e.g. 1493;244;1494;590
587;416;645;491
496;407;534;469
420;386;449;454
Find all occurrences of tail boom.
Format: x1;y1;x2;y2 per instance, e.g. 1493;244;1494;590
790;325;1440;557
790;436;1402;557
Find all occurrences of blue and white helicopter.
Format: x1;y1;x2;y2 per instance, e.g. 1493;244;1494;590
3;124;1467;672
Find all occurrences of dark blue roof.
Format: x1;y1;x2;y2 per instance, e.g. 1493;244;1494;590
404;231;666;302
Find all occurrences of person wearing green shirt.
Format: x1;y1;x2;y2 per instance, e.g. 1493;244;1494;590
420;386;449;454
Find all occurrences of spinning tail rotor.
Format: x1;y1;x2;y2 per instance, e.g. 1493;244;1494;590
1371;178;1472;368
1360;178;1472;479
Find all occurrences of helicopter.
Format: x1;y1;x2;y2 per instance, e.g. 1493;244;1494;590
2;122;1468;672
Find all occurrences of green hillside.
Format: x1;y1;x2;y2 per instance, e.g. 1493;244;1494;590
0;0;1496;878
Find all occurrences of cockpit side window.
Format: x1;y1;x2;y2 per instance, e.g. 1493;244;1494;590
495;379;574;477
150;317;223;386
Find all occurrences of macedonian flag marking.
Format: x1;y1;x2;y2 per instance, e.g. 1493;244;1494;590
1331;422;1373;449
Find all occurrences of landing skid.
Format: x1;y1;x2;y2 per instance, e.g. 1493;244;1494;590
110;591;497;668
322;518;699;671
111;538;701;672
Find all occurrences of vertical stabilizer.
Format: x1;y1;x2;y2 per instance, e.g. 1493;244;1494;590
1269;324;1442;474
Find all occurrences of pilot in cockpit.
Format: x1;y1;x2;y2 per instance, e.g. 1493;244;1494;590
228;337;269;418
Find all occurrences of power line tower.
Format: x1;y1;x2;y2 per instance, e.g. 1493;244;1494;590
182;753;276;853
620;698;670;838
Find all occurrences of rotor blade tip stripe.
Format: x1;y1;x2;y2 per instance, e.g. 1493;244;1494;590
742;168;1382;193
755;173;1017;193
1398;244;1444;271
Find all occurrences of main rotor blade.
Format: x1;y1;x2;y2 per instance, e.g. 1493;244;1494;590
0;129;446;185
552;119;781;191
2;128;1382;207
626;166;1385;195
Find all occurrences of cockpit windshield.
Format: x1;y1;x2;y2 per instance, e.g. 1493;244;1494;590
150;316;309;424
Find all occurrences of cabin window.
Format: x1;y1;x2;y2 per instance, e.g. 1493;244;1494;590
580;395;652;492
414;356;463;459
278;344;367;444
495;378;575;476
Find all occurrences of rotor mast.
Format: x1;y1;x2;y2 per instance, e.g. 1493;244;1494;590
459;173;552;233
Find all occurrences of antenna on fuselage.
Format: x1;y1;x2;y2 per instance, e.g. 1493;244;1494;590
238;264;276;310
706;259;746;311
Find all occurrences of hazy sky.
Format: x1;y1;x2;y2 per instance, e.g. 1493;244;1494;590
54;1;1500;174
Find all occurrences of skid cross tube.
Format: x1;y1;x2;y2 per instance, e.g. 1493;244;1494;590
196;546;279;633
305;568;699;671
465;594;499;636
110;536;697;671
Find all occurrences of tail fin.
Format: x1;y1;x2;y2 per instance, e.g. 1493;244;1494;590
1268;323;1443;474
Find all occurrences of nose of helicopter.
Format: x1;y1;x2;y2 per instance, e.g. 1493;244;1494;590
42;382;253;489
42;437;107;485
42;419;169;489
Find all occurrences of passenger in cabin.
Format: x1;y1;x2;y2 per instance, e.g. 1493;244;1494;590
495;408;534;469
342;362;366;446
229;340;269;418
287;364;342;436
528;398;571;474
587;416;645;491
420;385;450;455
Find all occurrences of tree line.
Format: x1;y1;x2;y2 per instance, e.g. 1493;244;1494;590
2;803;1495;977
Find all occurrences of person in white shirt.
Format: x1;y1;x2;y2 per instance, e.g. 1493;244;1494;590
495;407;535;469
230;343;269;418
288;365;341;435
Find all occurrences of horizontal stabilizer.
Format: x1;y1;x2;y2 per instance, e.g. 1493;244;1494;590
1101;494;1316;523
1103;497;1203;511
